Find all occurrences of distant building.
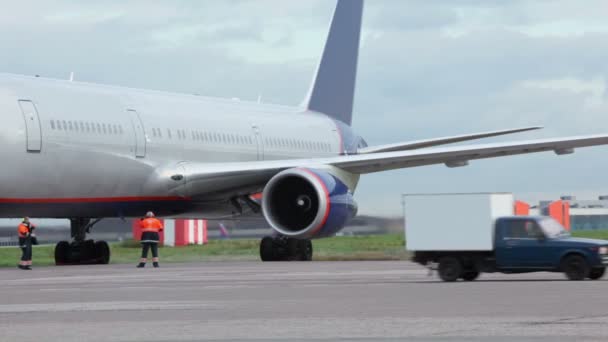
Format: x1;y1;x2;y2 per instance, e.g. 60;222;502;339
531;196;608;230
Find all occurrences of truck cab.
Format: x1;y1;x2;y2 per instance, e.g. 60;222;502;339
405;193;608;282
493;216;608;280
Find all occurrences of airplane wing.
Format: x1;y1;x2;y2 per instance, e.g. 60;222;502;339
331;134;608;174
358;126;542;154
169;134;608;197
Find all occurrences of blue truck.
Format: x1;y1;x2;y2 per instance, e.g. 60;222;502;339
404;193;608;282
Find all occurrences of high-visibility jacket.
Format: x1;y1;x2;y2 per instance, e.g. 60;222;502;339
18;223;34;238
140;218;163;233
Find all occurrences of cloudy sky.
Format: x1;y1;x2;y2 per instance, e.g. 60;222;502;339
2;0;608;216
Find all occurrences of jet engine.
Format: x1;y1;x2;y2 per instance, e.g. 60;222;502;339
261;168;358;239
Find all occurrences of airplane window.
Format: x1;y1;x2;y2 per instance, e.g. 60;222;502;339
167;129;171;139
102;124;108;134
67;121;73;131
112;125;117;135
152;129;157;137
50;120;55;130
79;122;85;132
119;125;123;134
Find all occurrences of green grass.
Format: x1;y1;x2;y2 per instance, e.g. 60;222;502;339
0;234;409;267
2;230;606;267
571;230;608;240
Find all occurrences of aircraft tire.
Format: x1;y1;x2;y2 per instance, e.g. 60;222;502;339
82;239;96;262
260;236;276;261
299;240;313;261
54;241;70;265
95;240;111;264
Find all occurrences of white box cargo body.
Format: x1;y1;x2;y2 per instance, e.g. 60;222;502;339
404;193;514;251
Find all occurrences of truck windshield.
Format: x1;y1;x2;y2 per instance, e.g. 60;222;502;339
540;218;570;238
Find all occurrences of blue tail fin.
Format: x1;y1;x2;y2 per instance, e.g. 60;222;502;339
304;0;363;126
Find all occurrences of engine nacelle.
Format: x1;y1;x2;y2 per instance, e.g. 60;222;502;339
262;168;358;239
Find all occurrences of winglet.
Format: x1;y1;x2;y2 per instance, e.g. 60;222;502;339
304;0;364;126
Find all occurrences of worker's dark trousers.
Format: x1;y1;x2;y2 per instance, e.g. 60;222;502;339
20;242;32;261
141;243;158;259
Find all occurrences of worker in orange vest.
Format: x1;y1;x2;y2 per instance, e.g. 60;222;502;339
17;217;36;270
137;211;164;268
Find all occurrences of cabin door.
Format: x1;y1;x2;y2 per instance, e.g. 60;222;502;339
126;109;146;158
18;100;42;152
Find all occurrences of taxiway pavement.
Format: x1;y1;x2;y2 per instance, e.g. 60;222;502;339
0;261;607;341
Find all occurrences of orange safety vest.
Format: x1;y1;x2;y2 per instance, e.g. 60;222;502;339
18;223;34;238
140;218;163;233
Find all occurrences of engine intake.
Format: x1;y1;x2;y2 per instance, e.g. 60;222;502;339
262;168;357;239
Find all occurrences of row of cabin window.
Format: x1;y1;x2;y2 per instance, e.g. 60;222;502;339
49;120;123;135
264;137;331;152
149;128;331;152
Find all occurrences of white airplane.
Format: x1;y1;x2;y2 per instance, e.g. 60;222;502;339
2;0;607;264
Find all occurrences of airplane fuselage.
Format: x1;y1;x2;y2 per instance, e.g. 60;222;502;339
0;74;362;219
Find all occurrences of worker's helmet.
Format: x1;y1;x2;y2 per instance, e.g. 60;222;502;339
22;217;30;223
145;211;155;218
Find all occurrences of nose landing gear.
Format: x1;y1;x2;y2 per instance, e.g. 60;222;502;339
54;218;110;265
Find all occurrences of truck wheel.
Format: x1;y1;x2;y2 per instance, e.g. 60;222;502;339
589;267;605;280
462;271;480;281
438;257;462;282
561;255;590;281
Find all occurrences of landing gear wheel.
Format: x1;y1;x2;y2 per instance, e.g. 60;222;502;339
461;271;480;281
95;241;111;264
54;241;70;265
82;239;96;262
260;237;276;261
438;256;463;282
299;240;313;261
286;238;300;261
562;255;590;280
588;267;605;280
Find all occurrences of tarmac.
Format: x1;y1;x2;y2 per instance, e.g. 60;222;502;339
1;261;608;341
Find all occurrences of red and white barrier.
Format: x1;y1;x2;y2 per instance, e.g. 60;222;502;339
133;219;208;247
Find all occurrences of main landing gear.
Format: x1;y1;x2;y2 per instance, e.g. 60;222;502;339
259;236;313;261
54;218;110;265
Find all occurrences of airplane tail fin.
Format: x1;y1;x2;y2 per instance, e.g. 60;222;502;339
304;0;363;126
